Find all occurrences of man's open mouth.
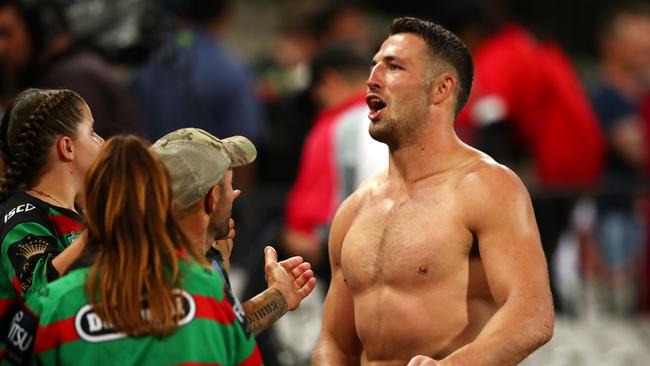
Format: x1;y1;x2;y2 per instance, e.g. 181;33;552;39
367;95;386;121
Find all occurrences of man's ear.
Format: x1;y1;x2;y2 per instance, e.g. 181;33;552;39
431;73;456;106
203;185;220;214
56;136;74;162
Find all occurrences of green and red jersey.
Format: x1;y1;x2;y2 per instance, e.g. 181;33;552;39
0;191;84;358
3;258;263;366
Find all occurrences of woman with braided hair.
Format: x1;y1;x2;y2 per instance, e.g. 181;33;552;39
0;88;103;357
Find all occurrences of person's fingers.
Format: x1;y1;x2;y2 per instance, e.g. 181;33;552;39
292;267;311;289
226;228;236;240
264;246;278;268
291;262;311;278
279;256;304;271
233;189;242;201
297;275;317;298
216;219;236;240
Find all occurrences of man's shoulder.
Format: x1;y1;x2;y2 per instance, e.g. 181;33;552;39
457;152;528;201
330;173;386;228
455;153;532;224
347;172;387;205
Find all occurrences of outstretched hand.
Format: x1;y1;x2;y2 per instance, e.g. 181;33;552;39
264;246;317;311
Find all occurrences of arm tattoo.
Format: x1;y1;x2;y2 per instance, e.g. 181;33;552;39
243;288;288;336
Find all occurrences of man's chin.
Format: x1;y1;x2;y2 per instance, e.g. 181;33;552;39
369;124;391;144
210;222;230;241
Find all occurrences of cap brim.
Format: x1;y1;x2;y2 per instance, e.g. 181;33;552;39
220;136;257;167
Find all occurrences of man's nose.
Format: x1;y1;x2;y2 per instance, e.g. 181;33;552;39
367;65;383;92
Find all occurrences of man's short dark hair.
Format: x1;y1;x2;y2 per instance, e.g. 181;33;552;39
390;17;474;117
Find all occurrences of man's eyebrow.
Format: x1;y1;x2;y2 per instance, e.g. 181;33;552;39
384;55;401;63
372;55;406;65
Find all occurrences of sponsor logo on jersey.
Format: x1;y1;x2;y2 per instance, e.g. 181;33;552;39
7;310;34;351
4;203;36;223
3;309;38;365
74;289;196;342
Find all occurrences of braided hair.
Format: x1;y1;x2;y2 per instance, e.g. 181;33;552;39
0;88;85;201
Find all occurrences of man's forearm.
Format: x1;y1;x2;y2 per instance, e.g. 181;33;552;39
242;287;288;335
440;300;553;366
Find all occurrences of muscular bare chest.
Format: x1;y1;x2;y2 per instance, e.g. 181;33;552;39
340;185;473;292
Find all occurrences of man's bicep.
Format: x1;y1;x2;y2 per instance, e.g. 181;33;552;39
473;173;550;306
323;195;359;339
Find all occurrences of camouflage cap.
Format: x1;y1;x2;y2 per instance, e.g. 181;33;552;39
151;128;257;210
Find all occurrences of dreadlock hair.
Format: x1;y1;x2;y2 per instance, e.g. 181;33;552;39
0;88;85;201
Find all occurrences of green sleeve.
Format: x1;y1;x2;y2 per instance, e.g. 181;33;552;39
1;222;61;299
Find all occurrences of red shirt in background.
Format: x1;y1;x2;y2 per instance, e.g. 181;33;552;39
285;95;366;236
456;24;604;189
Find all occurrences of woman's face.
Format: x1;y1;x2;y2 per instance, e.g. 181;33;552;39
72;102;104;179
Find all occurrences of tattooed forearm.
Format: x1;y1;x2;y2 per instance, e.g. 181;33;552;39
243;288;288;335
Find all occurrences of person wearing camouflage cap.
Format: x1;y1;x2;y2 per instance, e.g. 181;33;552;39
151;128;257;213
152;128;316;336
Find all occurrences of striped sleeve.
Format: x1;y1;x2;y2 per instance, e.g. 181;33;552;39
1;222;60;300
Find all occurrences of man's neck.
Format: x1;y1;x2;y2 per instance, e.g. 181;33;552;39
177;211;211;253
387;116;466;184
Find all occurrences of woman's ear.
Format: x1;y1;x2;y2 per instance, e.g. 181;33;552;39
56;136;74;162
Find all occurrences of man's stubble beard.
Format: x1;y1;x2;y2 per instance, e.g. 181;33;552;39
208;210;231;240
212;221;230;240
369;99;429;150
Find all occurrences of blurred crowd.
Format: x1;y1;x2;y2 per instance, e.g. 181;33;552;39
0;0;648;364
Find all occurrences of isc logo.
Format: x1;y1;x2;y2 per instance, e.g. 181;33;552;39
3;204;36;223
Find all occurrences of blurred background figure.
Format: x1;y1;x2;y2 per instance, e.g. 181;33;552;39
130;0;264;148
282;42;384;279
590;1;650;316
0;0;139;137
130;0;264;281
255;1;375;206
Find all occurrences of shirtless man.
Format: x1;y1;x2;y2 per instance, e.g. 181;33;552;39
312;17;554;366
